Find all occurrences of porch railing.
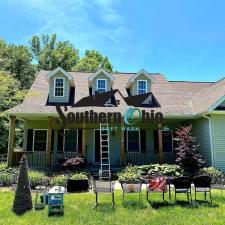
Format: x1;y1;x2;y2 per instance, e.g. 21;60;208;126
51;152;81;166
125;151;175;165
12;151;46;169
12;151;81;168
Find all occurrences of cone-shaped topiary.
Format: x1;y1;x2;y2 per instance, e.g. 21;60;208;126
12;155;33;215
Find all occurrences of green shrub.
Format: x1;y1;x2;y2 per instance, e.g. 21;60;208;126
50;175;67;187
0;172;16;186
28;171;47;189
199;167;225;182
0;162;7;171
138;164;183;177
71;173;88;180
118;164;183;182
118;166;141;183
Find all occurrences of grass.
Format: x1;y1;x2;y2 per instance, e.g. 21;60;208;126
0;189;225;225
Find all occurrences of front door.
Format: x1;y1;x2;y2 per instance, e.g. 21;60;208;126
94;130;100;162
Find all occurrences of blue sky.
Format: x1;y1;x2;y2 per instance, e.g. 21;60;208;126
1;0;225;82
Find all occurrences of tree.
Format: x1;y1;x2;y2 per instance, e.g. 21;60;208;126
0;70;25;152
0;39;36;89
74;50;113;72
12;155;33;215
175;125;205;176
30;34;79;71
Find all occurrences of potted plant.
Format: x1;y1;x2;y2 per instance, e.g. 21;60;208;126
118;170;142;193
67;173;89;193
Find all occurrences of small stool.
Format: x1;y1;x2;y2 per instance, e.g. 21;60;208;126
35;186;47;210
48;186;65;216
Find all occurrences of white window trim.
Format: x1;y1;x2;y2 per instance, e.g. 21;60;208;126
32;129;48;152
54;77;65;97
137;80;147;95
126;130;141;152
96;79;107;93
63;129;78;152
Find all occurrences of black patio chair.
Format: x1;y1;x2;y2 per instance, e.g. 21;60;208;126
193;175;212;204
173;176;192;203
93;180;115;208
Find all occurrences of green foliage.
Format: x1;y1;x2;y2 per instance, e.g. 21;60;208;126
28;171;47;189
30;34;79;70
118;164;183;183
0;164;19;186
71;173;88;180
50;175;67;187
118;166;141;183
138;164;183;177
73;49;113;72
0;39;36;89
199;167;225;181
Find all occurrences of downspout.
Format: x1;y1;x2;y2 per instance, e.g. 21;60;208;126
203;115;214;167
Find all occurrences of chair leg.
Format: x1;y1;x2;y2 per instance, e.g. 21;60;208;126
112;192;115;207
93;193;98;209
122;191;125;206
163;191;165;201
190;189;192;203
204;192;207;201
187;192;189;202
175;191;177;202
146;191;149;201
169;185;171;200
195;190;197;202
209;190;212;205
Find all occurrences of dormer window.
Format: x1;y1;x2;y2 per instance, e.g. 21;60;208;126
137;80;147;95
54;77;65;97
97;79;107;93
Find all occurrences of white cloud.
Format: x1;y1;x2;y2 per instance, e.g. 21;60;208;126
10;0;132;68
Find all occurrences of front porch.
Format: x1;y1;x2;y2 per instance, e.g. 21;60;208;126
7;116;181;169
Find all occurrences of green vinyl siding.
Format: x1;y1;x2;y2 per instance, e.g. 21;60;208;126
211;115;225;171
49;70;70;103
191;117;212;166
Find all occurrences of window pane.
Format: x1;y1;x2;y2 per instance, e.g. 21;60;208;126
137;80;147;94
97;80;106;93
127;131;139;152
163;131;172;152
33;130;47;151
55;78;64;96
64;130;77;152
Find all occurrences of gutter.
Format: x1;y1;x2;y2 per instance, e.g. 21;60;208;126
203;114;215;167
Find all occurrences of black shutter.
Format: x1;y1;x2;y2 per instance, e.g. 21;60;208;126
57;129;64;152
78;129;82;154
124;130;127;152
27;129;33;151
154;130;159;152
140;130;146;152
51;130;54;152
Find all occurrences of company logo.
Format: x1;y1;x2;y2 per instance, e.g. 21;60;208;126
124;107;141;125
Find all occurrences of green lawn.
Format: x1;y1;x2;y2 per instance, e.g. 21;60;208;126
0;189;225;225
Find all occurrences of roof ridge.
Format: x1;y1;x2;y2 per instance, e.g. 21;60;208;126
169;80;214;83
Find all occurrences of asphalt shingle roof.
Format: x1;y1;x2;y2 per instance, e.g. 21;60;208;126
8;70;223;117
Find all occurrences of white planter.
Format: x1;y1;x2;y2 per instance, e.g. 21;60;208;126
121;183;142;193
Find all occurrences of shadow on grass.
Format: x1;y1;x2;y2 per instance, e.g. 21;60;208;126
93;203;116;213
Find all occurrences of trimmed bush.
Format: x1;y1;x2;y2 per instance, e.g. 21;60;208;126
50;175;67;187
199;167;225;182
118;166;141;183
28;171;47;189
71;173;88;180
61;157;86;170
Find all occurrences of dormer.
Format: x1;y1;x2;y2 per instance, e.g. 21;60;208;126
126;69;155;96
88;69;115;95
46;67;74;103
